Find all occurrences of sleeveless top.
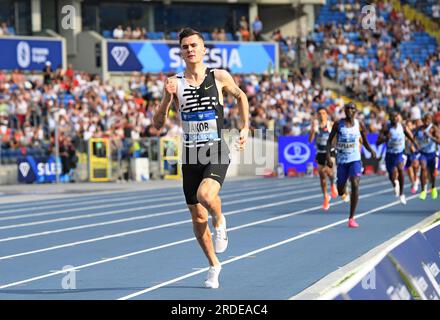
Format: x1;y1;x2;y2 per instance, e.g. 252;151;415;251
386;122;405;154
336;119;361;164
415;124;436;154
315;121;331;154
176;68;225;149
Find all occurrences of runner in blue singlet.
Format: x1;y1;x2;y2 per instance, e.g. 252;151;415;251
326;103;377;228
414;113;440;200
376;111;418;204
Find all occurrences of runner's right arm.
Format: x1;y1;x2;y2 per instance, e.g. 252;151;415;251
403;125;419;150
375;123;388;146
326;121;339;168
360;121;377;159
308;118;317;143
153;77;177;130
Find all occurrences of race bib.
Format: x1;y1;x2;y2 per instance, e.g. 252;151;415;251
337;141;355;151
388;140;403;149
181;110;218;142
316;136;328;146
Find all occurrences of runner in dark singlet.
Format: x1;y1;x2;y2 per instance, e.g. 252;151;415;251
153;28;250;288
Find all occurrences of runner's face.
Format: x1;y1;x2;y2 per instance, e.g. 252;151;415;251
180;35;206;65
318;109;327;122
424;115;432;126
344;106;356;119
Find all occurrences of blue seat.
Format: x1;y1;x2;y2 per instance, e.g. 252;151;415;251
102;30;112;39
367;48;376;57
7;26;15;35
147;32;164;40
169;32;178;40
326;67;336;79
201;32;211;41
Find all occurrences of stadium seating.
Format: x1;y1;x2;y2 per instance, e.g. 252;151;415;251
7;26;15;35
147;31;165;40
102;30;112;39
104;29;243;42
401;0;439;22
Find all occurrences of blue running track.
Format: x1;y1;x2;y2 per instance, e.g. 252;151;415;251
0;175;438;300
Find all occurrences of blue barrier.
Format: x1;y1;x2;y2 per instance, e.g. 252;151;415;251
387;231;440;299
423;221;440;257
277;134;386;174
323;226;440;300
17;156;63;183
278;136;316;173
0;37;64;71
344;256;413;300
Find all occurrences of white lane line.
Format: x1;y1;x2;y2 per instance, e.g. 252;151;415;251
0;183;394;289
0;179;380;226
0;177;291;209
0;177;311;213
0;175;336;221
0;183;327;230
0;179;386;239
0;193;330;261
0;177;383;229
0;181;310;223
117;194;418;300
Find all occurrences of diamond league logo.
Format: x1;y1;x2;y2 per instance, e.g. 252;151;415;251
111;46;130;66
19;162;31;177
284;142;310;164
17;41;31;68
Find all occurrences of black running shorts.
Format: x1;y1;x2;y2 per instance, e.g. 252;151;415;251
182;162;229;205
316;150;336;166
181;142;230;205
316;153;327;166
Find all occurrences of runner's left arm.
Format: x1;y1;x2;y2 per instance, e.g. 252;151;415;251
428;126;440;145
360;121;376;158
216;69;250;150
375;123;388;146
326;121;339;168
403;125;420;150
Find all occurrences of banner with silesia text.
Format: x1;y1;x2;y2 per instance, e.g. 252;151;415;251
107;40;277;74
17;156;62;183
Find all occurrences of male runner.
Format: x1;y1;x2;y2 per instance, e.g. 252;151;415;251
153;28;250;288
404;119;420;194
434;112;440;177
376;111;418;204
308;107;338;210
326;103;377;228
414;113;440;200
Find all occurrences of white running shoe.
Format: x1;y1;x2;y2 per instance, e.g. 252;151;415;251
214;216;228;254
400;194;407;205
414;179;420;192
394;180;400;197
205;265;221;289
